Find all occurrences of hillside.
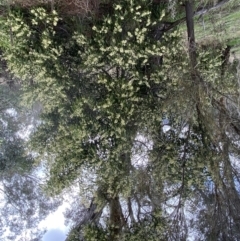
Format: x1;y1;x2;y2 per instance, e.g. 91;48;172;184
193;0;240;59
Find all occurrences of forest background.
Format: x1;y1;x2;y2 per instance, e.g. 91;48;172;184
1;0;240;240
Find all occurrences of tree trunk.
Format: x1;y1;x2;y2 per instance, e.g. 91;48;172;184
185;0;197;70
109;196;125;240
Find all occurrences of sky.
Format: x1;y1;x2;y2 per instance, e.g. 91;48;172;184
43;229;66;241
40;203;69;241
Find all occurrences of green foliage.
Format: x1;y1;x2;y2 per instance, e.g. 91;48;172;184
0;1;185;196
1;0;240;240
82;225;108;241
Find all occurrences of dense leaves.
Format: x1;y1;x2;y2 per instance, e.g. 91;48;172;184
1;0;240;240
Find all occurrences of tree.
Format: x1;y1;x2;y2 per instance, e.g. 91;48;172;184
0;0;240;240
0;60;61;240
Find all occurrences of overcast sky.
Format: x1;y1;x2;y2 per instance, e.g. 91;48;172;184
40;204;69;241
43;229;66;241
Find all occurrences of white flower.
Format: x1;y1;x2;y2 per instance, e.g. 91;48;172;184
115;5;122;10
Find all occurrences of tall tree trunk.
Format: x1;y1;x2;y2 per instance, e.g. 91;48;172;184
185;0;197;70
109;196;125;240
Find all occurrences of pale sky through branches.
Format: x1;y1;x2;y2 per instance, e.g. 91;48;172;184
41;204;69;241
42;229;66;241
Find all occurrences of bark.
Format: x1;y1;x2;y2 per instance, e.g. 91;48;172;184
109;196;125;240
127;197;136;224
185;0;197;70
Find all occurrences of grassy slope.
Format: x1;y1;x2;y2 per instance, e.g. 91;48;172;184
193;0;240;58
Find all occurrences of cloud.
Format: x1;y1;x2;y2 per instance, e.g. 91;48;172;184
43;229;66;241
39;203;69;233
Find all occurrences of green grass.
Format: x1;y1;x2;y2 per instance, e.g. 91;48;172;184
192;0;240;57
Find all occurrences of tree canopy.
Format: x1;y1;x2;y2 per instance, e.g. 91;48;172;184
0;47;61;240
1;0;240;240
